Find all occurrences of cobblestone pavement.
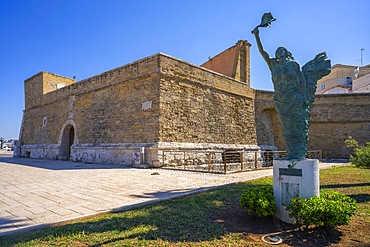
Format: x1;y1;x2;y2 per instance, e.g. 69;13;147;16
0;155;348;236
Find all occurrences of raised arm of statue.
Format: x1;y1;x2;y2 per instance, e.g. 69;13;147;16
253;27;270;64
251;12;276;66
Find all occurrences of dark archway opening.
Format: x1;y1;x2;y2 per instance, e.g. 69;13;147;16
60;124;75;160
68;126;75;157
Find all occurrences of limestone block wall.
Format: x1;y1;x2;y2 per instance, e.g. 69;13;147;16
73;75;160;144
20;55;162;164
158;55;258;147
20;53;261;166
21;98;70;144
309;93;370;158
24;72;76;109
254;90;281;150
24;73;43;109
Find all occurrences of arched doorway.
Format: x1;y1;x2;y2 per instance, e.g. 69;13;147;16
59;124;75;160
256;108;275;146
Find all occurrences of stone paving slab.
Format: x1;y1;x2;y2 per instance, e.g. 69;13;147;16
0;156;348;237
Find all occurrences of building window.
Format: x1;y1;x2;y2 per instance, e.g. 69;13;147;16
320;84;326;90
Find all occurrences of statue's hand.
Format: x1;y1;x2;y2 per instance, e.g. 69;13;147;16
252;27;259;35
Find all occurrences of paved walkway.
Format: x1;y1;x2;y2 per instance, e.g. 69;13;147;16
0;155;348;237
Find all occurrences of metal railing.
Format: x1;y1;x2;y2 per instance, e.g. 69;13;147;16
160;149;322;173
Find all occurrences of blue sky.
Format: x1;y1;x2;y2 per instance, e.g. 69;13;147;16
0;0;369;140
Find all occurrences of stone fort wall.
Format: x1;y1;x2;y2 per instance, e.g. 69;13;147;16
158;54;256;145
19;44;370;165
255;90;370;158
20;53;260;166
21;55;162;165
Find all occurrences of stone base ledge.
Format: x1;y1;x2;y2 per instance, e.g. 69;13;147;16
19;142;263;168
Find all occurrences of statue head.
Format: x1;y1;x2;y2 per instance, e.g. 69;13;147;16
275;47;294;60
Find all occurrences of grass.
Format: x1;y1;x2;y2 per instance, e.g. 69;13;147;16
320;165;370;226
1;165;369;246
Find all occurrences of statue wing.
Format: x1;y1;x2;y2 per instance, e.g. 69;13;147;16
302;52;331;106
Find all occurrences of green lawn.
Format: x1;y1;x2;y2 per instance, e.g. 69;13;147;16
1;165;369;247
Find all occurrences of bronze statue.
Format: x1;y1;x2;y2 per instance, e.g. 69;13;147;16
252;13;331;160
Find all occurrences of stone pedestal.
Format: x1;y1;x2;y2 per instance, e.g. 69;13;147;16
273;159;320;224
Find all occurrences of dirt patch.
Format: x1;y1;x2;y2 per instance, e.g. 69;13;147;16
213;197;369;247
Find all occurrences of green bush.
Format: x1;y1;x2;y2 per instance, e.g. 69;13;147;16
345;136;370;168
240;186;276;217
285;190;357;228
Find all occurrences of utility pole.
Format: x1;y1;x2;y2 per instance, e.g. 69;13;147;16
361;48;365;66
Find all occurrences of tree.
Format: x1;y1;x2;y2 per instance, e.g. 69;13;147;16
345;136;370;168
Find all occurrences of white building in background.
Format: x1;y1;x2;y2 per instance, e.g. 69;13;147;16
353;72;370;92
316;64;370;94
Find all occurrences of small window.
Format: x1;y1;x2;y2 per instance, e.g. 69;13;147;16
320;84;326;90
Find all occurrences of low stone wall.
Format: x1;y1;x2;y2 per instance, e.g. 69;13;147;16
20;144;60;160
20;143;159;166
70;144;156;166
19;142;263;170
156;142;263;169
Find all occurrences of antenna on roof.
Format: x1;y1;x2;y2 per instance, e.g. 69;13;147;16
361;48;365;66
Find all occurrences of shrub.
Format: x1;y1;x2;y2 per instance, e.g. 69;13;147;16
345;136;370;168
285;190;357;228
240;186;276;217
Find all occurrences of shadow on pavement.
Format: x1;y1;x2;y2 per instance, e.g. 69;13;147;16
0;156;131;171
0;217;30;231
